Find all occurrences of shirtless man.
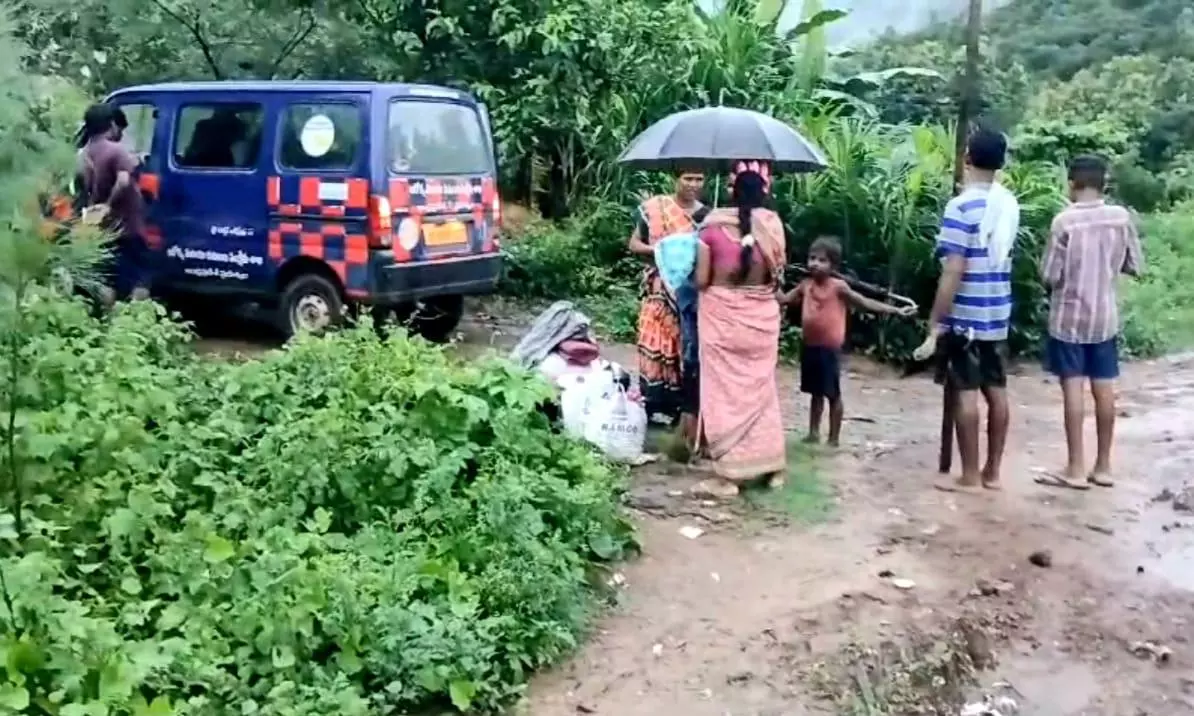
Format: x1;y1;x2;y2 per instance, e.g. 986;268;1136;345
78;103;149;302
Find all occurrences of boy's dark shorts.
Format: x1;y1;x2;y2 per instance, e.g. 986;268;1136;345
800;344;841;400
934;333;1008;391
1045;336;1119;381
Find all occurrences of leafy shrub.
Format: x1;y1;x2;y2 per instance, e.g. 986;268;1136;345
1;295;636;714
1121;202;1194;357
501;199;643;344
502;200;639;299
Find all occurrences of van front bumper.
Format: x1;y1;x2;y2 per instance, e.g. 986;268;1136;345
365;251;504;305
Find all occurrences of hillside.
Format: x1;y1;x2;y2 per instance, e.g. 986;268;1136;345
845;0;1194;210
905;0;1194;79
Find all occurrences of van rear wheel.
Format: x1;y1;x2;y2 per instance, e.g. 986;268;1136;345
396;295;464;344
279;273;344;338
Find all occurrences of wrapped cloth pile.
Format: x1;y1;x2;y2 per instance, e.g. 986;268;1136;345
511;301;650;463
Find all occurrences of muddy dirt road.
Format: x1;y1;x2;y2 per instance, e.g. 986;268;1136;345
523;347;1194;716
193;311;1194;715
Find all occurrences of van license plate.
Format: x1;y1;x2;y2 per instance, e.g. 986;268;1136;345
423;221;467;246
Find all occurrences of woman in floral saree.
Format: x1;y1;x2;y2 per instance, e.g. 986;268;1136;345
627;172;708;423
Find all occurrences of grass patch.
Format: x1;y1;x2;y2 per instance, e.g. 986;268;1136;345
741;438;835;526
645;430;833;526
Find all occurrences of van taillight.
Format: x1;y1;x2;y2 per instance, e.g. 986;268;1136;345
369;195;392;247
491;195;502;249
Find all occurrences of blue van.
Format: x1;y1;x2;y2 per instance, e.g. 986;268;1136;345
103;81;504;339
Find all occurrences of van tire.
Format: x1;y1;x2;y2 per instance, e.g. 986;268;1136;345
403;295;465;344
278;273;344;338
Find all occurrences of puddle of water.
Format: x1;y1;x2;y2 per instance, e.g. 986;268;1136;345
1145;546;1194;591
1119;508;1194;593
997;656;1101;716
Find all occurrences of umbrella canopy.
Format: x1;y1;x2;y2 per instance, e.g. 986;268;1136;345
618;106;828;174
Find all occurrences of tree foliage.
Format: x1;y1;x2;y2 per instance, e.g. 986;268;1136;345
846;0;1194;213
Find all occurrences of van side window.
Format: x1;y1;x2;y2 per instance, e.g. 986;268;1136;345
174;103;265;170
278;103;362;171
116;103;156;161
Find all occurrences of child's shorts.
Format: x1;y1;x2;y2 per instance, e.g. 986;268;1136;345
1045;336;1119;380
800;344;841;400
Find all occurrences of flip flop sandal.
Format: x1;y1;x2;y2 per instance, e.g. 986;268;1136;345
1087;474;1114;488
934;480;982;494
1033;473;1091;491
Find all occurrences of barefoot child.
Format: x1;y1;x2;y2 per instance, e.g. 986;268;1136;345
1036;155;1143;490
781;237;916;446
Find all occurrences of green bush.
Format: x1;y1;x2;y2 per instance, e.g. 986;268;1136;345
1;295;636;714
1121;203;1194;357
501;200;644;344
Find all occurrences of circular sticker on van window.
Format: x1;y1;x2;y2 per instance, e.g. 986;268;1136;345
299;114;336;158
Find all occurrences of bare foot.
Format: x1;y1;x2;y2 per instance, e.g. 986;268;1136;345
802;433;820;445
981;466;1001;491
692;478;739;499
826;437;840;449
1087;470;1114;488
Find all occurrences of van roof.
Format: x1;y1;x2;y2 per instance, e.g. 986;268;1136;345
108;80;477;101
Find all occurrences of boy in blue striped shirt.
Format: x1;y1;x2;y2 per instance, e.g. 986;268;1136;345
917;128;1019;492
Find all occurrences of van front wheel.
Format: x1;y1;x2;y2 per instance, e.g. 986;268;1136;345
279;273;344;338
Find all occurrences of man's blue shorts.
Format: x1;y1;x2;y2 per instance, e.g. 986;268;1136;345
1044;336;1119;380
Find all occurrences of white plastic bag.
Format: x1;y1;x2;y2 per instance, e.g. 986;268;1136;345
537;353;570;382
557;367;615;439
583;383;647;462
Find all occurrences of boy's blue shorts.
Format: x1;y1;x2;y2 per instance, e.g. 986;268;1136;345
1044;336;1119;381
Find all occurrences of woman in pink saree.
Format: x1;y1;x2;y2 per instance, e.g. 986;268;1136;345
693;162;787;497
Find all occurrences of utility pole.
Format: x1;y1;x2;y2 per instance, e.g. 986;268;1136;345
940;0;983;474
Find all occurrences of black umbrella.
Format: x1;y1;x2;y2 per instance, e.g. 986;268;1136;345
618;106;828;173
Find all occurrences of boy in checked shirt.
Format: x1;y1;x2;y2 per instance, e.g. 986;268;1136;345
1036;155;1144;491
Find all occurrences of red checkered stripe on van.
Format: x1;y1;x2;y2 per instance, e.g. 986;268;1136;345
268;220;369;295
267;176;369;217
388;176;494;218
387;176;498;256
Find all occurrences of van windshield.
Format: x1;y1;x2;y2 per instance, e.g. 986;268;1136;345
387;100;490;175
